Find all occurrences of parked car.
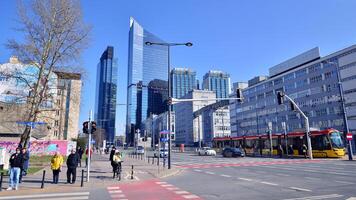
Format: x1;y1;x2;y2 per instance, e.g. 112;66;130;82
154;148;168;158
198;147;217;156
222;147;245;157
135;146;145;154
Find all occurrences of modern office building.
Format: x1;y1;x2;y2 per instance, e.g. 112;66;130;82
126;17;168;145
171;68;197;99
230;45;356;153
95;46;118;145
175;89;216;146
202;70;231;98
147;79;168;115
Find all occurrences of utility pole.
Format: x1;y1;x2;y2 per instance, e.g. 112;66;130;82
268;122;273;157
282;122;288;158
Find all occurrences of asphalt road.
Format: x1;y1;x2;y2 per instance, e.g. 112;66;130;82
163;152;356;200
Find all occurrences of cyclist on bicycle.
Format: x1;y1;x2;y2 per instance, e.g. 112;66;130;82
111;150;122;179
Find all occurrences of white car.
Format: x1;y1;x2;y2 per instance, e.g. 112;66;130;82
198;147;216;156
135;146;145;154
154;148;168;158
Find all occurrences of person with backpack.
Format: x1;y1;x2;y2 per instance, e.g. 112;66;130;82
111;150;122;179
7;148;24;190
19;147;29;183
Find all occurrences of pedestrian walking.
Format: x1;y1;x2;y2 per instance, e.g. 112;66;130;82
7;148;24;190
19;147;29;183
51;151;63;184
85;147;93;167
278;144;284;158
66;149;79;184
302;144;308;159
109;146;116;162
288;145;294;159
77;147;84;167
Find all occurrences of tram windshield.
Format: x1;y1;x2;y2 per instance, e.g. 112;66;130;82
330;131;344;149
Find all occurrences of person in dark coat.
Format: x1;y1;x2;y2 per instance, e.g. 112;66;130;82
7;148;24;190
19;147;29;183
66;149;79;184
77;147;84;167
109;146;116;162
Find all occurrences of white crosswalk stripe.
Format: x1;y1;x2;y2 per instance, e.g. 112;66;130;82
0;192;90;200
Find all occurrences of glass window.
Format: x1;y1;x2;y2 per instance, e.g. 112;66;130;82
310;75;322;83
308;63;321;73
324;71;336;80
273;78;283;86
296;79;308;88
284;73;295;81
295;68;307;77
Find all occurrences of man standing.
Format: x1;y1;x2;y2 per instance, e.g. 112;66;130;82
7;148;24;190
109;146;116;162
19;147;29;183
66;149;79;184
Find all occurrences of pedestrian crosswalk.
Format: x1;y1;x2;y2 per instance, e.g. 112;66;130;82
0;192;90;200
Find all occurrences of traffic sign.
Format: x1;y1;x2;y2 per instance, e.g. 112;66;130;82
160;138;168;143
347;133;353;141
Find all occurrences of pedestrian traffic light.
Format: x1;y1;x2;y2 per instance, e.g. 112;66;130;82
91;121;97;134
82;121;89;134
277;91;284;105
236;88;243;102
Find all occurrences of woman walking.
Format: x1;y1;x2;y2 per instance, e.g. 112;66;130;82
51;151;63;184
111;150;122;179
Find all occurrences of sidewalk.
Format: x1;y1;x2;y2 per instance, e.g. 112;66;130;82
0;152;182;196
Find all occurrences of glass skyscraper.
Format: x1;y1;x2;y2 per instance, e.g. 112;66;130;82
126;18;168;145
171;68;197;99
202;70;231;98
95;46;118;145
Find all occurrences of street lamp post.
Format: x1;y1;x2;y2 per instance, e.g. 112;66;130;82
145;41;193;169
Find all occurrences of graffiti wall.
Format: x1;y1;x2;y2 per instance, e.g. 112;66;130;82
0;140;76;156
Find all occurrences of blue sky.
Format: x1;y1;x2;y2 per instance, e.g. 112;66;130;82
1;0;356;135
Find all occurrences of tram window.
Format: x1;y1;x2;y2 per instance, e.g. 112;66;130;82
264;139;270;149
311;135;331;150
245;140;255;148
272;139;278;149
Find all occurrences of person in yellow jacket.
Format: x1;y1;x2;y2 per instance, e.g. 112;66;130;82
51;151;63;184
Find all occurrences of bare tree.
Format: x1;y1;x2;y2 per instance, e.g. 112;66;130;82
4;0;91;148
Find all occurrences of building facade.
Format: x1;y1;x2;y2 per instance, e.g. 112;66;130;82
230;45;356;153
126;17;168;145
95;46;118;145
147;79;168;115
175;90;216;146
202;70;231;98
203;106;231;147
171;68;197;99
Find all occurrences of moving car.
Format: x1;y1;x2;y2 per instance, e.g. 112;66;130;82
135;146;145;154
222;147;245;157
154;148;168;158
198;147;217;156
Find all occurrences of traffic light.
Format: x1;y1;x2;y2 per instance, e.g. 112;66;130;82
290;102;297;111
236;88;243;102
91;121;97;134
277;91;284;105
82;121;89;134
167;97;173;105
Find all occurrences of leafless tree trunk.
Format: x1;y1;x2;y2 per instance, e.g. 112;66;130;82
5;0;91;148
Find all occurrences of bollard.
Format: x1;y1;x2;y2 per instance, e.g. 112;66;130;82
152;157;154;165
148;156;150;164
131;165;134;180
0;172;3;192
81;170;84;187
41;170;46;189
141;154;143;160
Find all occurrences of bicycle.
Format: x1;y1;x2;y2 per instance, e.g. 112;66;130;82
113;161;123;181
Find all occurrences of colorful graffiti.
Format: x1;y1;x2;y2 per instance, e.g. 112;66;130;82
0;140;76;156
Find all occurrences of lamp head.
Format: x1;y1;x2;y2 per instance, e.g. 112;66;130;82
185;42;193;47
145;41;152;46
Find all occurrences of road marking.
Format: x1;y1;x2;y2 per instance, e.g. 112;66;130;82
175;191;190;194
277;173;290;177
27;197;88;200
107;186;120;190
156;181;167;184
346;198;356;200
205;171;215;175
167;187;180;190
182;194;200;199
221;174;232;178
109;190;123;194
161;184;174;187
335;180;354;184
193;169;202;172
282;194;343;200
289;187;312;192
304;177;320;180
0;192;90;200
238;178;252;181
260;181;278;186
